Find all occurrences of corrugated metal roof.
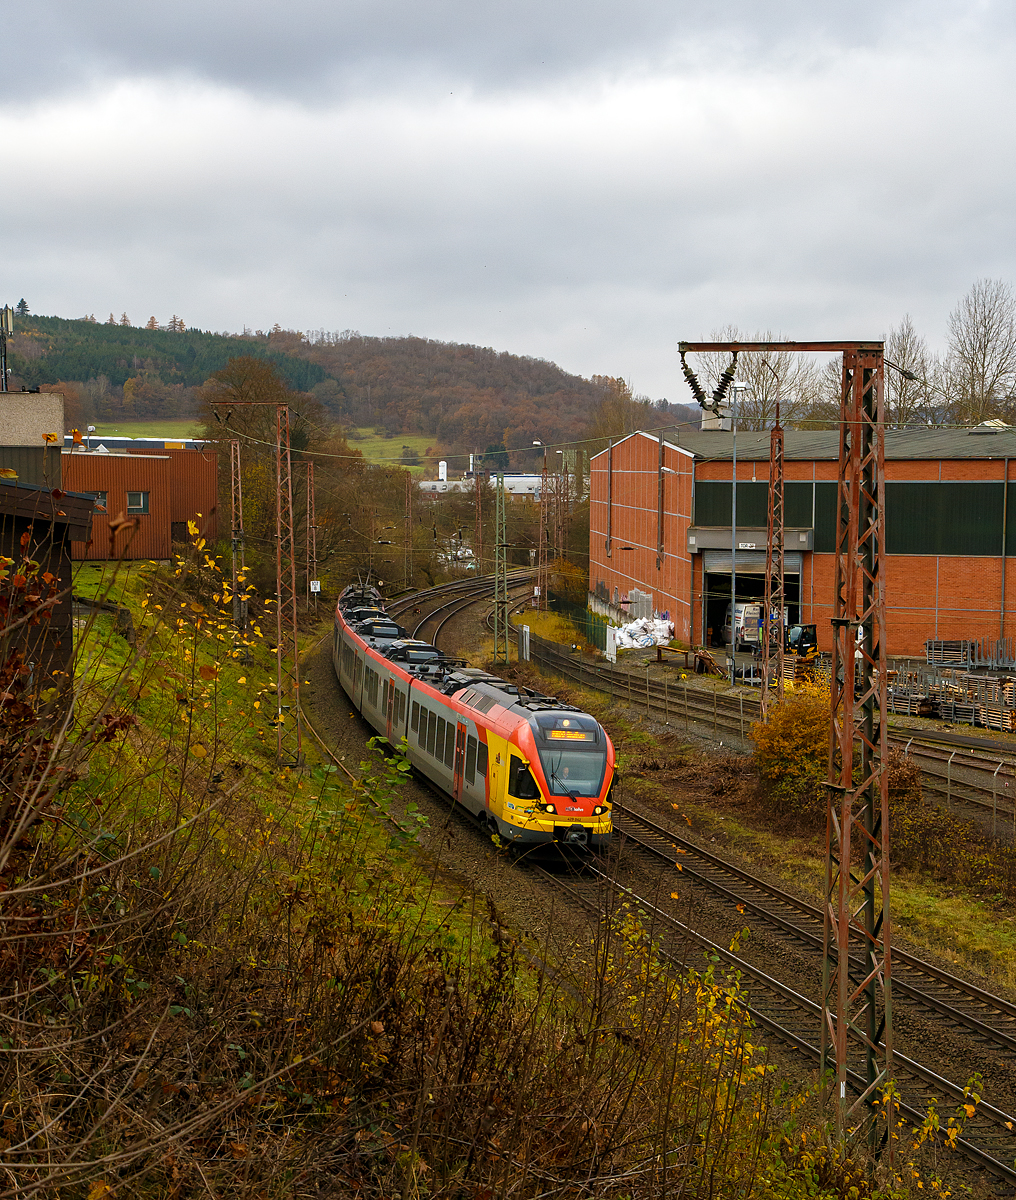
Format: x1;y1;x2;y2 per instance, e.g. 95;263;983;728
670;427;1016;461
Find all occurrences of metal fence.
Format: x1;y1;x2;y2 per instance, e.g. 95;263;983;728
548;593;610;651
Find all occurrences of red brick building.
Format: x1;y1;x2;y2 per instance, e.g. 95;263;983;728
589;427;1016;657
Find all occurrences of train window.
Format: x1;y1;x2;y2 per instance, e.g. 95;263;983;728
444;724;455;768
465;736;477;783
436;717;446;761
509;756;540;800
418;707;427;747
382;679;389;710
411;701;419;732
427;711;437;756
477;742;488;777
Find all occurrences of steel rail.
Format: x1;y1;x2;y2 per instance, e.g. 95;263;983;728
614;805;1016;1053
410;576;535;641
534;861;1016;1185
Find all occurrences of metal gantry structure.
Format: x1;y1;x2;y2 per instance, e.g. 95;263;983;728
761;411;785;719
492;473;510;662
823;346;891;1148
229;440;247;631
680;340;891;1152
274;406;302;767
474;471;484;574
536;450;550;610
304;459;317;611
405;471;414;588
215;403;302;766
0;305;13;392
553;468;568;563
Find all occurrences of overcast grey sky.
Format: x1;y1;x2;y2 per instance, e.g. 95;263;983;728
5;1;1016;397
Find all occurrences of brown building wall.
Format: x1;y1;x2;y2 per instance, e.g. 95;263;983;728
0;483;92;689
128;446;219;541
62;453;172;560
589;432;695;641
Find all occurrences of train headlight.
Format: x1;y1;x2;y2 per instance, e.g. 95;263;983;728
541;803;557;815
593;805;607;816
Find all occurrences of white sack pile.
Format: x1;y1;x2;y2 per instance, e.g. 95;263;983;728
613;617;674;649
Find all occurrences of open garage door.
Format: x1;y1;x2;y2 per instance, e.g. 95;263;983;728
701;551;803;645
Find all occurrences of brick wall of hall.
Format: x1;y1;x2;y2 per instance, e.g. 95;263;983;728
695;456;1016;657
594;443;1016;657
588;433;695;641
799;554;1014;657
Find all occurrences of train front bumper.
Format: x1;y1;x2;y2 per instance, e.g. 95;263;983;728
496;814;612;848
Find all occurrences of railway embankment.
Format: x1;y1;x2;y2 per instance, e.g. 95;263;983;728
9;557;942;1199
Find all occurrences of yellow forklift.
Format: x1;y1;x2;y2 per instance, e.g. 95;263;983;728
784;622;819;680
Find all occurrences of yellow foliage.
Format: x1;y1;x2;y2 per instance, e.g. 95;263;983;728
750;683;828;820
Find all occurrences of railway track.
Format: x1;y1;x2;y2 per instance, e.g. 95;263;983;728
616;799;1016;1052
384;571;535;644
524;632;1016;832
532;855;1016;1188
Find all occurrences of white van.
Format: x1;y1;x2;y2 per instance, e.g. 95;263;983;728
723;602;761;650
723;603;789;650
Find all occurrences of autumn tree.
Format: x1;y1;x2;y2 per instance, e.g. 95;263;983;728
586;376;655;452
885;314;935;427
120;312;130;326
943;278;1016;424
106;312;116;324
145;315;159;330
198;357;329;587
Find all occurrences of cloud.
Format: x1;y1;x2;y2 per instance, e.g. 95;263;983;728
12;0;1013;101
4;4;1016;397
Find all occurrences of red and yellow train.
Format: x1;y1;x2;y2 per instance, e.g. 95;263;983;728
332;585;614;849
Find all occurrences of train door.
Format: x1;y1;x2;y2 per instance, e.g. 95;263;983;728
453;722;467;801
386;679;396;741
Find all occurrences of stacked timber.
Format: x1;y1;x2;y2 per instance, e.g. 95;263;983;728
925;640;975;666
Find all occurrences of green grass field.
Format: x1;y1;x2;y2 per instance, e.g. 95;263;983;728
89;418;205;439
345;428;443;474
85;421;445;474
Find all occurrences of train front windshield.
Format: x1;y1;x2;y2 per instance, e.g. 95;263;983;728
531;714;609;798
538;748;607;797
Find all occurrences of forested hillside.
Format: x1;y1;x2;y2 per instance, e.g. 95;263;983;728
8;315;644;461
293;330;609;461
8;315;326;426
